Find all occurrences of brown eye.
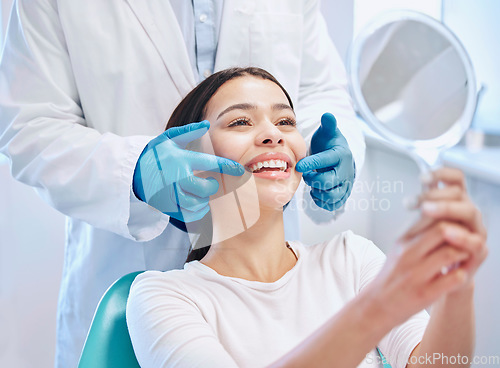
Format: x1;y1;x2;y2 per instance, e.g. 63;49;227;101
228;118;251;127
277;118;296;127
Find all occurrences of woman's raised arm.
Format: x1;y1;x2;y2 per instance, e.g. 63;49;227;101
268;167;487;368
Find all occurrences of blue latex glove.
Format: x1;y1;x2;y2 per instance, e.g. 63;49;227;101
133;121;244;222
296;113;355;211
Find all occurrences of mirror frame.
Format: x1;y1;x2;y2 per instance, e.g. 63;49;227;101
348;11;477;151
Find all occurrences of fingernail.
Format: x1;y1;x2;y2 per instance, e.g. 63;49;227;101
403;196;419;210
420;172;433;185
421;201;438;214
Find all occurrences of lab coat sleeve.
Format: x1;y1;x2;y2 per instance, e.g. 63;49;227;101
0;0;168;241
126;272;239;368
296;0;365;173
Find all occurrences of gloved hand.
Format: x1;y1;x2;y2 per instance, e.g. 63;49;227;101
296;113;355;211
133;120;244;222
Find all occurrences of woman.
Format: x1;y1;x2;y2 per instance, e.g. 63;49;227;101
126;67;488;368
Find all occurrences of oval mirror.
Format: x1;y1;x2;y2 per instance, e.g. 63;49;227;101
348;11;477;171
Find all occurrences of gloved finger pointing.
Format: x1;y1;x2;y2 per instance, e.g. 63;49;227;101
178;175;220;198
295;149;341;173
166;121;211;146
189;152;245;176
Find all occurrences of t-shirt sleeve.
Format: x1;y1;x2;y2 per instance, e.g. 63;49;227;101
352;232;430;368
126;272;239;368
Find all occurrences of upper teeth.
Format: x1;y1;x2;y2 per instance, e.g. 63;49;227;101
250;160;288;172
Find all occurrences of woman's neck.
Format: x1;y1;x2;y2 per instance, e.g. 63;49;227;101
201;205;297;282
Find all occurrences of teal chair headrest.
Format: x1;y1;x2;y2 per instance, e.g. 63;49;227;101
78;271;144;368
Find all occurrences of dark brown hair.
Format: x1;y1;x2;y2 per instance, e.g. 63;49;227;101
165;67;294;263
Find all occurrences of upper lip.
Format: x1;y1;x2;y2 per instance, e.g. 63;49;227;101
244;152;293;171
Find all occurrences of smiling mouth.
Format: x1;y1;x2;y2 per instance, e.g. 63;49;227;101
249;159;290;173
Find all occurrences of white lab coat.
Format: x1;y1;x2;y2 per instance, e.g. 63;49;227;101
0;0;365;366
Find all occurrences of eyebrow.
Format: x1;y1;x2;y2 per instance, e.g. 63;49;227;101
217;103;294;120
217;103;256;119
272;103;294;114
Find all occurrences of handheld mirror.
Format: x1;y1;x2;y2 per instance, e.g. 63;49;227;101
347;11;477;174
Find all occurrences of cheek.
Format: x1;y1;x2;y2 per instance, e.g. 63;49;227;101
198;134;216;155
209;132;246;163
290;133;308;162
195;132;242;162
290;133;307;190
203;132;250;197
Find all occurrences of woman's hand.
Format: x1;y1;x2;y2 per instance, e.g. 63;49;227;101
410;167;488;288
365;167;488;327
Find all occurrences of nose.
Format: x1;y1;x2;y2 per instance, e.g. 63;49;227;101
255;122;284;147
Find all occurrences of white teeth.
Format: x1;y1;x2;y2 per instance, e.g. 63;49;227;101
250;159;288;172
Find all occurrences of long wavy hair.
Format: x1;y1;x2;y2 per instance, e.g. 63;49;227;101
165;67;294;263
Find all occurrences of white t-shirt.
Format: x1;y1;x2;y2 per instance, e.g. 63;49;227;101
126;231;429;368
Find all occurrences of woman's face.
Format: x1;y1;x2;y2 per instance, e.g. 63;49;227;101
201;75;307;210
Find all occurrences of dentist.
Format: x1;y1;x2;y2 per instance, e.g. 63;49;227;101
0;1;365;367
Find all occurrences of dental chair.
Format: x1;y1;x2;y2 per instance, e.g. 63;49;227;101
78;271;143;368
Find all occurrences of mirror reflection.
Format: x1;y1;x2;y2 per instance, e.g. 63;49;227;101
359;19;468;141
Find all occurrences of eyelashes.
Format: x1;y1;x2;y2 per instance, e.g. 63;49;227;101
227;117;251;127
277;118;297;127
227;117;297;128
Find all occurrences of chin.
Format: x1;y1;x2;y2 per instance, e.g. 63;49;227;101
256;179;298;210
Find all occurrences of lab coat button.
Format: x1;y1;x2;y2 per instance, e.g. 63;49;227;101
203;69;212;78
199;14;208;23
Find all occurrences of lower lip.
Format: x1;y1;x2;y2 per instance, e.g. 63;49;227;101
251;169;291;180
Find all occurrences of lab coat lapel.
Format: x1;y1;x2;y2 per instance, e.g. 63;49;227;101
125;0;196;96
215;0;256;71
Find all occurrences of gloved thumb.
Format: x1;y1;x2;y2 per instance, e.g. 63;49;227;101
165;120;211;146
318;113;339;139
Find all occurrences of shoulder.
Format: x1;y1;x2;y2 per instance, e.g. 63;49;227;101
132;269;186;286
128;269;202;308
130;268;202;292
131;269;181;287
305;230;383;261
